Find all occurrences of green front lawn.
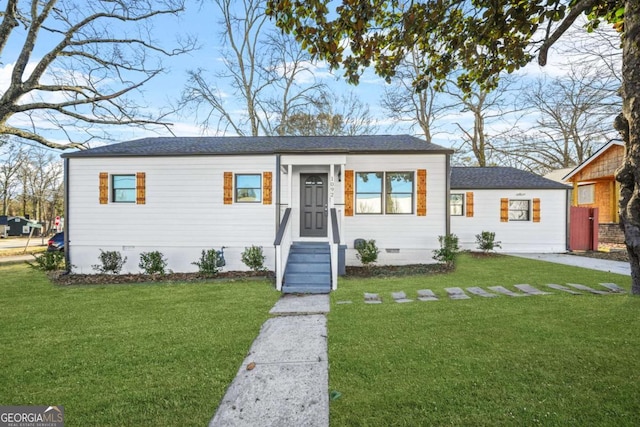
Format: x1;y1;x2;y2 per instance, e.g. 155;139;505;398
329;254;640;426
0;265;280;426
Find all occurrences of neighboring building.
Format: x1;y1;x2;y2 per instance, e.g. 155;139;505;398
3;216;41;237
563;140;624;244
62;136;572;292
450;167;571;252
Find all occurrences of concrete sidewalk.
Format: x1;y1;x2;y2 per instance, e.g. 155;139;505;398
508;253;630;276
0;254;34;264
209;294;330;427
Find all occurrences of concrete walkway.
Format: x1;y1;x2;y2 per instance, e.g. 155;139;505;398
508;253;630;276
209;294;330;427
0;254;34;264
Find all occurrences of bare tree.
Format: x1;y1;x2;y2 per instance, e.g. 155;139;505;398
17;147;62;230
381;47;451;143
448;77;519;166
181;0;326;136
497;64;620;173
0;0;194;150
0;141;25;215
277;91;375;136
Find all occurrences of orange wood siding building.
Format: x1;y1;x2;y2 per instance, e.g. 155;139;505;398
563;140;624;243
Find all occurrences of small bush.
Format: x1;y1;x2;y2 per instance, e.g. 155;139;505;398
241;245;266;272
138;251;167;275
27;251;65;271
432;234;460;266
192;248;225;275
355;239;380;266
475;231;502;253
92;250;127;274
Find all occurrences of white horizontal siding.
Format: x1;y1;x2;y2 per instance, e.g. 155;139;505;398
68;156;277;273
343;154;448;262
450;188;568;253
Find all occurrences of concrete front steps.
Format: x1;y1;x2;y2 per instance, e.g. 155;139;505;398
283;242;331;294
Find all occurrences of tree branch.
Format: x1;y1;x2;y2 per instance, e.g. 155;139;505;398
538;0;600;66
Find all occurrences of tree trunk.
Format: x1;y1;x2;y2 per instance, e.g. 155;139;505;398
616;0;640;294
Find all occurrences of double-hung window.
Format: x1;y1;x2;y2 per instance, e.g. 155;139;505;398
355;172;414;214
112;175;136;203
450;194;464;216
235;174;262;202
385;172;414;214
508;200;530;221
355;172;383;214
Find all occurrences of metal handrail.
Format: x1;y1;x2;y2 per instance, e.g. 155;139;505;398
274;208;292;245
330;208;340;244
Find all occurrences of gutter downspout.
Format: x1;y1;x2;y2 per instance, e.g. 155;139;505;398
275;154;281;233
63;158;70;272
566;187;571;251
445;153;451;236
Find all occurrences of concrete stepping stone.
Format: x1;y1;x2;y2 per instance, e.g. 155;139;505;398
487;286;530;297
466;287;498;298
566;283;611;295
364;293;382;304
599;283;626;293
546;284;582;295
514;284;552;296
391;291;413;303
445;287;471;300
417;289;439;301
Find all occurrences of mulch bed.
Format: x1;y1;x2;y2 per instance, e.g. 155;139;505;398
345;263;451;278
51;270;274;286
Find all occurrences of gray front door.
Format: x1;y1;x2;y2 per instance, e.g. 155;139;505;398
300;174;328;237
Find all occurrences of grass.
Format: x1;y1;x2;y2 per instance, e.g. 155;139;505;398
329;254;640;426
0;264;280;426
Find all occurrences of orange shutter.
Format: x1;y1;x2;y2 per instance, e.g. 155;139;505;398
466;192;474;217
533;198;541;222
263;172;272;205
99;172;108;204
344;170;354;216
417;169;427;216
500;198;509;222
223;172;233;204
136;172;146;204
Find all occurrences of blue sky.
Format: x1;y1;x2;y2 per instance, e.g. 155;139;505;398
0;2;621;155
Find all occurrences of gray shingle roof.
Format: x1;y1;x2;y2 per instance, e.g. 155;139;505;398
61;135;453;158
451;167;570;190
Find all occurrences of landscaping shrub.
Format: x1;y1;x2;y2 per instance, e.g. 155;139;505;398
138;251;167;275
241;245;266;272
432;234;460;266
355;239;380;266
27;251;65;271
92;250;127;274
192;248;225;275
475;231;502;253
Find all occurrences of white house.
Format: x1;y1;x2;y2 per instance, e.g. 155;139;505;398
449;167;571;252
61;137;570;293
61;135;454;292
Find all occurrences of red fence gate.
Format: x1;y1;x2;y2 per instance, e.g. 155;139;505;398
569;206;599;251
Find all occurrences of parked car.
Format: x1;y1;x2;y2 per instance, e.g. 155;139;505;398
47;232;64;252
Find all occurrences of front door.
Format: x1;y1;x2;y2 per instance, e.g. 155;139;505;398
300;174;328;237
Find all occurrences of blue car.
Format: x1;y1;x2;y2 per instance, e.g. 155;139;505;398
47;232;64;252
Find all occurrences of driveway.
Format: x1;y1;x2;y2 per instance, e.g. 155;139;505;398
508;253;630;276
